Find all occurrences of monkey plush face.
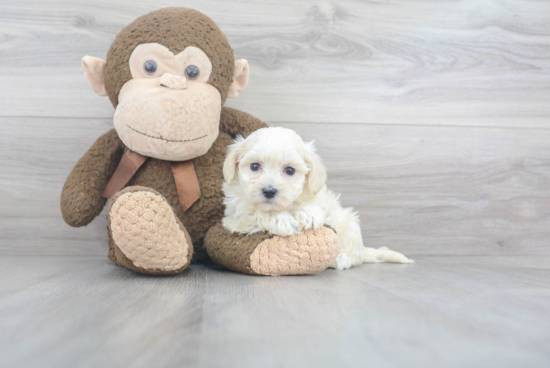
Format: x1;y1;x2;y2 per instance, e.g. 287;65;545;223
112;43;222;160
81;8;249;161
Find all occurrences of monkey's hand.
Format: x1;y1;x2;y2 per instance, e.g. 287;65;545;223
61;129;124;227
205;223;339;276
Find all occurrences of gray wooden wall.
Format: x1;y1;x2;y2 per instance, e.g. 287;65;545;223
1;0;549;257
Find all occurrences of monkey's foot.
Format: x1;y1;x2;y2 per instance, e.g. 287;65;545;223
108;186;192;275
205;224;339;276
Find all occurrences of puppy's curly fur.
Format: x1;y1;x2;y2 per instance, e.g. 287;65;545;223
221;127;413;270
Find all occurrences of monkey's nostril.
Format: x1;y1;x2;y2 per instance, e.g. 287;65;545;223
262;187;277;199
160;83;186;89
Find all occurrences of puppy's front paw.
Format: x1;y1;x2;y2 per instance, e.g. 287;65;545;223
294;205;326;230
269;212;301;236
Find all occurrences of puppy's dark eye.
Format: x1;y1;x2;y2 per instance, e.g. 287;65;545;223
285;167;295;175
250;163;261;171
185;65;200;80
144;60;158;75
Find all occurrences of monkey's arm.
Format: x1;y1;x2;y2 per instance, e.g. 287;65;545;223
204;223;339;276
219;107;269;138
61;129;124;227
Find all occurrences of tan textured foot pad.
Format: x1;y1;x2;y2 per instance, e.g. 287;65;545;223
205;224;339;276
250;227;339;276
109;189;189;272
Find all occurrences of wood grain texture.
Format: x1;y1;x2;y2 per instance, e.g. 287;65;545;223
1;0;550;127
1;116;549;256
1;256;549;368
282;122;550;256
2;3;550;366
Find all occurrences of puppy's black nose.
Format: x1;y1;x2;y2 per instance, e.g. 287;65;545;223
262;187;277;199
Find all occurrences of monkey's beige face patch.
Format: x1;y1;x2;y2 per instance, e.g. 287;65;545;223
114;43;221;161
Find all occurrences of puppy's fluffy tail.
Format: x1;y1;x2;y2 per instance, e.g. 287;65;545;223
362;246;414;264
324;188;414;269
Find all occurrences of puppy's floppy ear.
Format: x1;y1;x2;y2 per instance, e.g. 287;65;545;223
304;141;327;195
223;135;246;184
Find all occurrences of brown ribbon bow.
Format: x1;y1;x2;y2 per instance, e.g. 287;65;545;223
101;150;201;212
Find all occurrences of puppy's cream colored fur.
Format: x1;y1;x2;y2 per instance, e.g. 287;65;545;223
222;127;413;269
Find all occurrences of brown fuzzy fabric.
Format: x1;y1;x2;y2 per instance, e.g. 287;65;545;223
61;129;124;227
104;7;234;107
219;107;269;138
61;108;267;266
205;224;340;276
107;186;193;275
205;223;275;275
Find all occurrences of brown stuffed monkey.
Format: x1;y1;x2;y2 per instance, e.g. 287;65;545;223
61;7;338;276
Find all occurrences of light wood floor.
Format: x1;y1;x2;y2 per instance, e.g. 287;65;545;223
1;256;549;367
1;0;550;367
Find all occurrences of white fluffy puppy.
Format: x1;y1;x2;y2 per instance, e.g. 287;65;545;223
222;127;413;270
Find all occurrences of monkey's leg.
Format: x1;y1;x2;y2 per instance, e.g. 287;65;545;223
107;186;193;275
204;223;339;276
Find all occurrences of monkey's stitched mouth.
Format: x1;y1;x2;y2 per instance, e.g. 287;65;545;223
126;125;207;143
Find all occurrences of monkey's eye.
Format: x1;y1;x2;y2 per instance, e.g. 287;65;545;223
185;65;200;80
144;60;158;75
285;167;295;176
250;163;261;171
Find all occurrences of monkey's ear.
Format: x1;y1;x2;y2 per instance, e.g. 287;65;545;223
82;56;108;97
227;59;250;99
223;135;246;183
